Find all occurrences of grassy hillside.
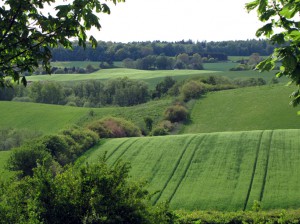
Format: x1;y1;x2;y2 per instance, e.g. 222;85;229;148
182;85;300;134
81;129;300;211
0;151;13;180
0;100;171;135
27;68;218;82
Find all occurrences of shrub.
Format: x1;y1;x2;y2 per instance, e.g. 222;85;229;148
151;126;169;136
7;143;56;178
8;127;99;177
164;105;189;123
180;80;208;101
87;117;142;138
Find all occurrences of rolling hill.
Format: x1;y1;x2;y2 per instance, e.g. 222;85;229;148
81;129;300;211
182;85;300;134
0;99;171;135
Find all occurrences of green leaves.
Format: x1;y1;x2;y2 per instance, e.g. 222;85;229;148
256;23;273;37
280;3;300;19
247;0;300;107
0;0;126;86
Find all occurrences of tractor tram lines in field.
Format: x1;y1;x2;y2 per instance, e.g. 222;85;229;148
81;129;300;211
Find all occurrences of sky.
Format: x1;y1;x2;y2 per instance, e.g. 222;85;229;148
91;0;262;43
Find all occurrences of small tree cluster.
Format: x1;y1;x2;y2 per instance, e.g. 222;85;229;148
123;53;203;70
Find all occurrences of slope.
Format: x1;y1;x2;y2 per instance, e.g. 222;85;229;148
81;129;300;211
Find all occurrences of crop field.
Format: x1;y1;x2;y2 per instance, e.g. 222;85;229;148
27;68;218;82
182;85;300;134
82;129;300;211
0;100;171;135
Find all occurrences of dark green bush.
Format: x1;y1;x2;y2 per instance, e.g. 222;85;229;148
7;143;56;178
164;105;189;123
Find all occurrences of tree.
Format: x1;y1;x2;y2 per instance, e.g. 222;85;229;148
246;0;300;106
0;0;125;87
0;160;174;223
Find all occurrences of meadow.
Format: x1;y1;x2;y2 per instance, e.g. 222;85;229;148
81;129;300;211
0;100;171;135
182;85;300;134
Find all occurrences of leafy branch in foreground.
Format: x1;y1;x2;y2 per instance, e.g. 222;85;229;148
246;0;300;106
0;0;125;86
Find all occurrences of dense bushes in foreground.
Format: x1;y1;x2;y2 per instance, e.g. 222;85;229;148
0;160;174;224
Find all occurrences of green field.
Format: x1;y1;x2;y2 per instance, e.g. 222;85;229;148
203;62;239;71
81;129;300;211
182;85;300;134
51;61;101;69
0;100;171;135
27;67;287;89
28;68;218;82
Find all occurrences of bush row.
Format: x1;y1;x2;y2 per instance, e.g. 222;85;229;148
8;126;99;177
175;209;300;224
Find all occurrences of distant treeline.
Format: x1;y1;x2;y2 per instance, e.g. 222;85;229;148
51;39;275;63
0;75;269;108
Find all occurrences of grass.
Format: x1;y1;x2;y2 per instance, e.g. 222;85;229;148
81;129;300;211
182;85;300;134
0;100;171;135
51;61;101;69
27;68;219;81
0;151;13;181
203;62;239;71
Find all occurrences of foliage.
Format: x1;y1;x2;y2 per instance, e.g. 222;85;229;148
180;80;208;101
105;77;149;106
7;126;99;177
0;128;42;151
233;77;266;87
153;76;177;98
151;120;174;136
144;117;154;132
51;39;277;63
175;209;300;224
0;0;125;86
164;104;189;123
87;116;142;138
246;0;300;106
3;78;150;107
7;142;56;178
0;160;175;224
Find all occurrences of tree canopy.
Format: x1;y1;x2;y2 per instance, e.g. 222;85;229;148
246;0;300;106
0;0;124;86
